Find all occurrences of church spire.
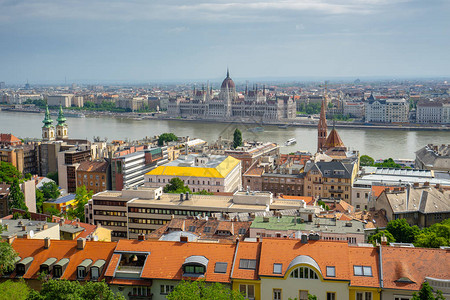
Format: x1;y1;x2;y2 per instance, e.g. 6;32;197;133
317;96;328;152
42;104;53;128
56;105;66;126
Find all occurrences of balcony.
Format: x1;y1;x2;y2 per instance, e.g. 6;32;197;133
329;189;343;193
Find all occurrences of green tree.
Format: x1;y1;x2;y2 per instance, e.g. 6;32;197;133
158;133;178;146
360;155;375;166
45;206;61;217
35;189;46;213
167;280;244;300
414;219;450;248
0;242;19;276
27;279;125;300
163;178;191;194
194;190;214;195
386;219;419;243
412;281;445;300
46;172;58;185
40;182;61;201
233;128;242;149
9;178;27;212
368;230;395;245
67;185;93;222
0;279;30;300
0;161;22;184
374;158;402;169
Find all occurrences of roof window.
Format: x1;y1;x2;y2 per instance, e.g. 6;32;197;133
273;263;283;274
353;265;372;276
214;262;228;274
239;259;257;270
326;266;336;277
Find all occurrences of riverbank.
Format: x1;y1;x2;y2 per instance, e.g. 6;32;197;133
2;106;449;132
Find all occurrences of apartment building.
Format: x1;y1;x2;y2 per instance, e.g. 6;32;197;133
58;146;92;193
365;98;409;123
224;142;279;174
76;160;110;193
111;147;167;190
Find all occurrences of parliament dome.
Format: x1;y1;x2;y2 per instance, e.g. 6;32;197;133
221;69;235;89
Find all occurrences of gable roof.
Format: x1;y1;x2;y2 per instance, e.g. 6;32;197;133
231;242;261;280
11;239;116;281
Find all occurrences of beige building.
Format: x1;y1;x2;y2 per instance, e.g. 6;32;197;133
303;161;357;202
144;154;242;193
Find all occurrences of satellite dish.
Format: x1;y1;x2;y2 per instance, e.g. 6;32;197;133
29;230;35;238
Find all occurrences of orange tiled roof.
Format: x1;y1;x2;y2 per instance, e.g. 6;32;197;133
259;239;351;281
112;239;236;283
324;129;345;149
279;195;314;205
382;246;450;291
232;242;261;280
11;239;116;281
0;133;21;144
348;246;380;288
372;185;396;198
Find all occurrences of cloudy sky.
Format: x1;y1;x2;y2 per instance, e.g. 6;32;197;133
1;0;449;84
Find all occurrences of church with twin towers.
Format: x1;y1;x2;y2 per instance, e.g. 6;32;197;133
168;69;296;121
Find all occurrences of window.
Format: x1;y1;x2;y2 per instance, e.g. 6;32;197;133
188;225;196;232
273;263;283;274
326;266;336;277
160;285;174;295
273;289;282;300
357;292;373;300
299;290;308;300
289;266;319;279
239;259;257;270
394;297;412;300
204;226;211;233
353;266;372;276
240;284;255;300
184;265;205;275
77;267;86;279
91;268;99;280
327;292;336;300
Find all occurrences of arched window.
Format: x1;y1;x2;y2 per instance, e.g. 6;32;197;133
289;266;319;279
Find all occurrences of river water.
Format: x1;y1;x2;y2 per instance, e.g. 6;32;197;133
1;111;448;160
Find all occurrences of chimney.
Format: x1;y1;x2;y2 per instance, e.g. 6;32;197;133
185;192;189;201
6;235;15;244
77;238;86;250
435;184;440;189
44;237;51;249
301;234;308;244
424;182;430;187
380;234;388;246
180;193;184;201
42;224;48;230
413;182;419;188
5;224;8;231
180;235;188;243
22;225;27;231
138;233;146;241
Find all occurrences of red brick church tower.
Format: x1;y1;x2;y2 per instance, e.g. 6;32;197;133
317;97;328;151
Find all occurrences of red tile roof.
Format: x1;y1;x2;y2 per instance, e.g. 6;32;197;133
0;133;21;145
11;239;116;281
232;242;261;280
112;239;236;283
381;246;450;291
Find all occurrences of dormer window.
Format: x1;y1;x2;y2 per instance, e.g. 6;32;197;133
40;257;57;275
16;257;33;276
91;259;106;281
54;258;69;278
183;256;208;277
77;259;93;280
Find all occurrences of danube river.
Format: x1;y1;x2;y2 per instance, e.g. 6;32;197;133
1;111;449;160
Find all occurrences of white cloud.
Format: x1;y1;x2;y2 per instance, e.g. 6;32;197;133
0;0;414;23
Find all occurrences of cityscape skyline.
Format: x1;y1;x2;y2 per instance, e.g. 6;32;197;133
1;0;450;84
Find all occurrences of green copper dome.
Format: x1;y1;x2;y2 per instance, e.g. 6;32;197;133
56;105;67;126
42;104;54;128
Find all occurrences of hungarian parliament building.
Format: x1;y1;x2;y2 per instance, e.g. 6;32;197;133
168;70;296;121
